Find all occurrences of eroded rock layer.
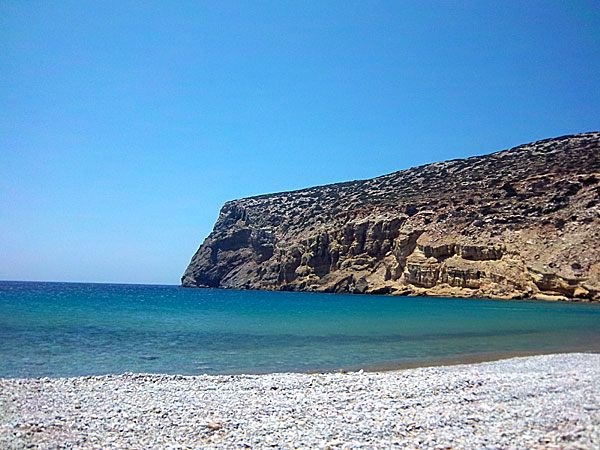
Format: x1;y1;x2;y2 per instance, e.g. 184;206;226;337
182;132;600;301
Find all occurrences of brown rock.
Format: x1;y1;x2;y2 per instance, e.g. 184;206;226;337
206;422;223;431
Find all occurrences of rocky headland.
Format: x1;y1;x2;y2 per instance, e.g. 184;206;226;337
182;132;600;301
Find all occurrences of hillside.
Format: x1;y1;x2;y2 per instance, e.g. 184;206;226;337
182;132;600;301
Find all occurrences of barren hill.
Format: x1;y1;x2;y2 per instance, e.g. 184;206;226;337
182;132;600;301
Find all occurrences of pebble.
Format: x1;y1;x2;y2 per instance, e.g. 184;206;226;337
206;422;223;431
0;353;599;449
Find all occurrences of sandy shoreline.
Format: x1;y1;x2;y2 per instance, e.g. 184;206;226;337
1;353;599;449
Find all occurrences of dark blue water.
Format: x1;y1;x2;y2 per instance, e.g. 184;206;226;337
1;281;599;377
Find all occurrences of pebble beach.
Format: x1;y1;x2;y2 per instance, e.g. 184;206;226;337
1;353;599;449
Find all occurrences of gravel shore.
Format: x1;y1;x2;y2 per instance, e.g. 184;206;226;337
1;353;599;449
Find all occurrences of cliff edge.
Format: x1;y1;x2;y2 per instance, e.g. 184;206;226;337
182;132;600;301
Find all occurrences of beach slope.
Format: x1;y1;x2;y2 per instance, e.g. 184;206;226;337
1;353;599;449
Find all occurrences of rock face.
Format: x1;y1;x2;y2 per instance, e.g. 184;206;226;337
182;132;600;301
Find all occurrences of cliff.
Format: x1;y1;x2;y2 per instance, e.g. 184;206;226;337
182;132;600;301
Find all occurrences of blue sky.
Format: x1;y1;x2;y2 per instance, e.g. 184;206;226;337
1;1;599;284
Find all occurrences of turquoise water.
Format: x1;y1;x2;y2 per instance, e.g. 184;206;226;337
1;281;599;377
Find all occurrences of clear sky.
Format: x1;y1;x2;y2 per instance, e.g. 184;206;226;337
1;1;599;285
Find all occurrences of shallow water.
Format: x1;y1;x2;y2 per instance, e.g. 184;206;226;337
1;281;599;377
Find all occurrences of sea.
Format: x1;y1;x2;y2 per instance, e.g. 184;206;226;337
1;281;599;378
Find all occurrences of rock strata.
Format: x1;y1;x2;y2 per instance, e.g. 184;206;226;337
182;132;600;301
